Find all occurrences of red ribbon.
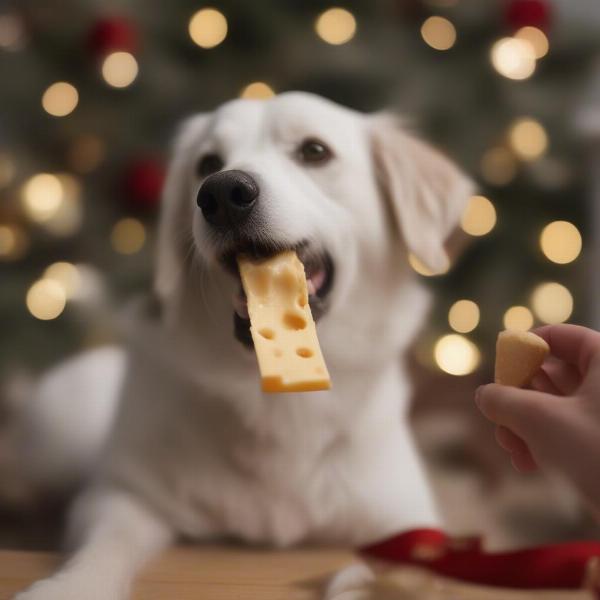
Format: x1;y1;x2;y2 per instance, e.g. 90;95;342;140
360;528;600;594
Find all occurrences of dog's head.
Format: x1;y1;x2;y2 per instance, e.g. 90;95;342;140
156;92;471;349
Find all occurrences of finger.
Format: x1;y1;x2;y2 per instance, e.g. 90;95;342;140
495;426;539;472
511;450;539;473
475;384;553;438
533;325;600;374
540;357;581;395
495;425;527;453
529;369;561;395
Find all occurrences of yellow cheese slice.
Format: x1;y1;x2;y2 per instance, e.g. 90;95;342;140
237;251;331;393
494;330;550;388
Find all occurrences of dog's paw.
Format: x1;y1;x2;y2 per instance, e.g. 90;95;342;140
13;578;84;600
323;563;374;600
13;576;123;600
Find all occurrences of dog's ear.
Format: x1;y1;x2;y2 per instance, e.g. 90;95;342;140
155;113;210;302
370;113;473;274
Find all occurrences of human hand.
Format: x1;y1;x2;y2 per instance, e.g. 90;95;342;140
475;324;600;512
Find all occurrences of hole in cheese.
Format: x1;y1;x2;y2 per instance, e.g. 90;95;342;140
259;328;275;340
297;294;307;308
283;312;307;330
297;347;313;358
274;348;283;357
276;267;298;295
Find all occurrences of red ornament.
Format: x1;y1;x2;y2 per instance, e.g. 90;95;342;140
361;528;600;594
88;17;139;59
121;157;166;211
504;0;551;32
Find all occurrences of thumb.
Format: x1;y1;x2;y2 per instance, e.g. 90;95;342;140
475;383;555;440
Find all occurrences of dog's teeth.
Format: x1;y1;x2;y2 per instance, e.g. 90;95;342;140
232;293;249;319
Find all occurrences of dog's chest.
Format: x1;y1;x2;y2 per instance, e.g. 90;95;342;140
113;361;412;547
167;401;361;546
215;428;344;543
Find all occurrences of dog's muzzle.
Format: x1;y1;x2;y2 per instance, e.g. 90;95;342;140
196;171;335;348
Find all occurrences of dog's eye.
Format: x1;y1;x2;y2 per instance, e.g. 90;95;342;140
197;154;224;177
297;139;332;165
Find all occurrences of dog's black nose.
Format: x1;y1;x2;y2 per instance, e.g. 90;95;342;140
196;170;259;229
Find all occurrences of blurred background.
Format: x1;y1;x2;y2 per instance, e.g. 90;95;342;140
1;0;600;550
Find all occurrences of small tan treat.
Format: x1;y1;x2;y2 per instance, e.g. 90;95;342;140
238;251;331;393
495;330;550;387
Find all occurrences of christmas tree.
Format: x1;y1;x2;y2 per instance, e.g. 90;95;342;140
0;0;595;388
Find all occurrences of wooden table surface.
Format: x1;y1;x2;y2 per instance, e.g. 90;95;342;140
0;546;357;599
0;546;593;599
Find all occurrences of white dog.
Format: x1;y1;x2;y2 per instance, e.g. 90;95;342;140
8;92;471;599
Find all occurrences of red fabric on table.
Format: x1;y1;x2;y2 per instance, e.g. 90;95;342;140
360;528;600;593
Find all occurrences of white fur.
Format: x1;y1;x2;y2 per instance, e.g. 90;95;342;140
11;92;471;600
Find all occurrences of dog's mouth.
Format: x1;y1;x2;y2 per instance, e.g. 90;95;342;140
219;241;334;348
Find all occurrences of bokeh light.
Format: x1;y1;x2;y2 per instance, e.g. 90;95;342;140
503;305;534;331
515;26;549;59
315;8;356;45
490;37;536;80
0;224;28;261
0;14;24;50
434;334;481;376
448;300;480;333
26;279;66;320
508;118;548;161
539;220;582;264
420;16;456;51
68;264;105;304
21;173;63;222
480;146;517;185
0;153;15;188
44;200;81;232
45;174;82;237
22;173;82;236
240;82;275;99
408;253;449;277
189;8;228;48
530;282;573;324
0;225;17;259
41;82;78;117
461;195;496;236
110;218;146;254
44;262;81;299
101;52;139;88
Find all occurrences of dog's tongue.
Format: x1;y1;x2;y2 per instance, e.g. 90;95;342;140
307;268;326;294
232;266;326;320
